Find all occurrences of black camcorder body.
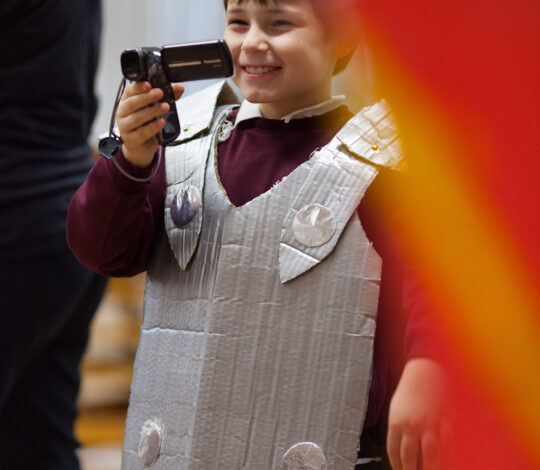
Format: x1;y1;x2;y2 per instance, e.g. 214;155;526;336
120;39;233;145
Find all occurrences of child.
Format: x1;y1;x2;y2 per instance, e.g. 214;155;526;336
67;1;449;469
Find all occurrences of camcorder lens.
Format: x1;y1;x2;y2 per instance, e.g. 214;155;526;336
121;49;144;81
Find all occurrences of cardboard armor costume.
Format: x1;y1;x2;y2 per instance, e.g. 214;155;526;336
121;81;403;470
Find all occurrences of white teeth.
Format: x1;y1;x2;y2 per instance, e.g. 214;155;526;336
245;66;277;75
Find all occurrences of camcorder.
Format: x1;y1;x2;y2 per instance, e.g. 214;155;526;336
120;39;233;145
100;38;233;161
100;39;233;161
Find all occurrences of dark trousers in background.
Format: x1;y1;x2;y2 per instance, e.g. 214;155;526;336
0;249;107;470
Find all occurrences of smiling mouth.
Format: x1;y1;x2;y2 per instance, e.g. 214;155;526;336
243;66;281;75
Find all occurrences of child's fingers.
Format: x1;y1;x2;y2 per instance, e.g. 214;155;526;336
117;87;164;120
400;433;419;470
122;118;165;149
122;81;152;99
115;80;180;167
172;83;185;101
421;428;441;470
387;428;403;470
119;102;169;135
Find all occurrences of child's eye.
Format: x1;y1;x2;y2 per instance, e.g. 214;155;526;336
227;18;248;27
272;20;292;27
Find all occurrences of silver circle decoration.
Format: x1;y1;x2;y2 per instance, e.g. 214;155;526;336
283;442;327;470
137;420;162;467
218;119;234;142
292;204;336;247
170;185;201;229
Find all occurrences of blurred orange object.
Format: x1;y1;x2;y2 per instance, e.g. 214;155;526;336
352;1;540;468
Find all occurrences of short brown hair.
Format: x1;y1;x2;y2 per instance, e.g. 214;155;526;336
222;0;356;75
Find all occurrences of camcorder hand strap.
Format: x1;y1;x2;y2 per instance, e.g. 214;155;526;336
99;77;126;160
98;77;162;182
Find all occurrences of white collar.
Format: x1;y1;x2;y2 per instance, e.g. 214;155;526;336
234;95;347;127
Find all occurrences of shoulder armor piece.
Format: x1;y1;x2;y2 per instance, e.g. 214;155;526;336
170;80;240;145
279;100;404;283
336;99;405;171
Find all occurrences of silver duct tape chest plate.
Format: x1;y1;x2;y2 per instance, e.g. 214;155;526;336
122;92;402;469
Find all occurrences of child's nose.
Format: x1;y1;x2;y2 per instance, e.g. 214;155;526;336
241;26;269;52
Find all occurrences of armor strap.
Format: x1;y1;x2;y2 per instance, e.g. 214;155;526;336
279;100;403;283
336;99;404;171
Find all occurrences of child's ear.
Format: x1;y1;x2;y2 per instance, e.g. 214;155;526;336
330;13;359;61
333;36;358;61
322;1;361;62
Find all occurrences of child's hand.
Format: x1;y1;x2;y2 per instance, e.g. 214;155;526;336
387;358;453;470
117;81;184;168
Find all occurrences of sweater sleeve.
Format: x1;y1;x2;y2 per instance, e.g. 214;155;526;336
361;168;445;363
401;262;448;362
359;168;446;428
66;150;166;277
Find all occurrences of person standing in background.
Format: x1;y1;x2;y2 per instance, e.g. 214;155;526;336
0;1;107;468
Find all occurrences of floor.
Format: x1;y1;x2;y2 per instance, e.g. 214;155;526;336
78;444;123;470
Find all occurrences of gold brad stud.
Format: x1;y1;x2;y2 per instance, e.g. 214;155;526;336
183;126;189;132
371;144;379;151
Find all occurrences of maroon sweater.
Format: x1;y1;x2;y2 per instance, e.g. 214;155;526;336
67;105;440;433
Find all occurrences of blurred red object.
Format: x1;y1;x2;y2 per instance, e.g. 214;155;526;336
354;1;540;469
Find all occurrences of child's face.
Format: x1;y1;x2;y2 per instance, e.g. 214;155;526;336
224;0;338;119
